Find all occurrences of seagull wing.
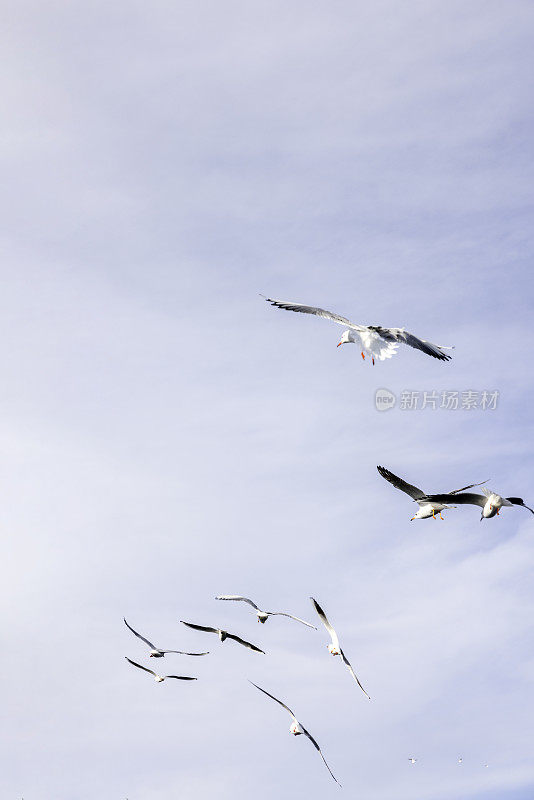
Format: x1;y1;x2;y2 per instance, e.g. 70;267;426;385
123;618;157;650
376;466;426;501
266;612;317;629
422;492;486;507
215;595;260;611
367;326;453;361
249;681;297;720
180;621;220;634
300;726;341;786
160;650;210;656
507;497;534;514
164;675;198;680
125;657;156;676
340;649;371;700
262;296;364;331
449;480;489;494
310;597;340;650
226;632;265;653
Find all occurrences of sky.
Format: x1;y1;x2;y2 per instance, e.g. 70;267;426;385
1;1;534;798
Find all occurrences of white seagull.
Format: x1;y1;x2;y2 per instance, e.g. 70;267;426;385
123;618;209;658
420;486;534;520
250;681;340;786
408;758;417;765
311;597;370;699
180;621;265;653
377;466;488;520
125;657;197;683
263;295;454;363
215;595;316;628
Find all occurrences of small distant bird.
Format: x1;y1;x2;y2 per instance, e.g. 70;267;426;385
125;657;197;683
215;595;316;628
310;597;370;699
421;487;534;520
377;466;488;520
458;757;463;764
180;621;265;653
408;757;417;765
250;681;340;786
262;295;454;363
123;618;209;658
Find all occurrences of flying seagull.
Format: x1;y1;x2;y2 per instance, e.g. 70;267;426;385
408;757;417;765
377;466;488;520
310;597;370;699
215;595;316;628
250;681;340;786
125;657;197;683
123;618;209;658
262;295;454;363
180;621;265;653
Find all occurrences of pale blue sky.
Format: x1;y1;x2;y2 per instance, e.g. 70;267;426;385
2;2;534;798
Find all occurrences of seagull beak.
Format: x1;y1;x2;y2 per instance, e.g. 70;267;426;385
410;516;416;521
337;342;342;347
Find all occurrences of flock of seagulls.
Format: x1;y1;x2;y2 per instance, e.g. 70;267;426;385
121;296;528;788
124;596;369;784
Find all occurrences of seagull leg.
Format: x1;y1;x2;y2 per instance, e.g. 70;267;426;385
372;356;375;366
432;510;436;520
439;512;444;520
361;351;365;360
496;508;500;516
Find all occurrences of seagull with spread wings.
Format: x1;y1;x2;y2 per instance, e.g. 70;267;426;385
250;681;340;786
311;597;370;699
263;295;454;363
125;657;197;683
377;466;488;520
215;595;316;628
180;621;265;653
123;618;209;658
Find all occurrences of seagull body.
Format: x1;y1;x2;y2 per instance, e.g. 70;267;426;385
215;595;316;628
377;466;488;520
408;758;417;765
263;296;453;363
180;621;265;653
421;486;534;520
125;657;197;683
310;597;370;699
123;618;209;657
250;681;340;785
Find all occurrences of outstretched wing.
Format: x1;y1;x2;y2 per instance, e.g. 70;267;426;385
164;675;198;681
449;480;489;495
266;612;317;629
301;726;341;786
215;595;260;611
422;492;486;507
125;657;156;677
262;296;364;331
367;326;453;361
123;618;157;650
249;681;297;719
226;633;265;653
377;466;425;501
310;597;340;650
340;649;371;700
161;650;210;656
180;621;219;634
507;497;534;514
